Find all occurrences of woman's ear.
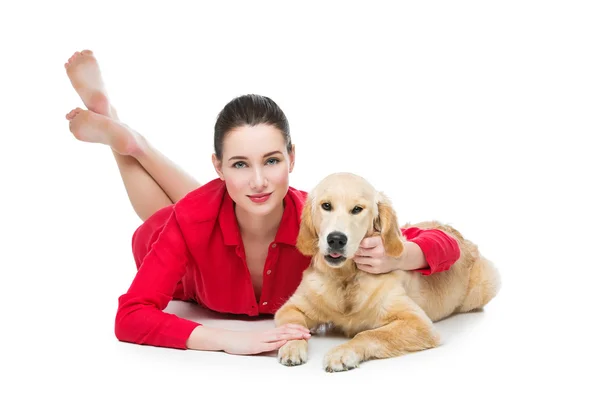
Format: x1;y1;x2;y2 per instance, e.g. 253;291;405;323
212;154;224;180
374;192;404;258
296;194;318;256
288;144;296;173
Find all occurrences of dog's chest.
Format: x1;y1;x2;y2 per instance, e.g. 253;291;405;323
321;277;373;316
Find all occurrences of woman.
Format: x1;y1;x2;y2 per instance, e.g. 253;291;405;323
64;50;461;355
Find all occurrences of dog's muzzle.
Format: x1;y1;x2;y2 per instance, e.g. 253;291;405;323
325;231;347;265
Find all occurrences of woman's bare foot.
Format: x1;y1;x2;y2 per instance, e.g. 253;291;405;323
65;50;112;117
66;108;141;156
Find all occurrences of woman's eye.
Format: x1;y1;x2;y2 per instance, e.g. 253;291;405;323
351;206;363;214
321;202;332;211
266;158;279;165
233;162;246;168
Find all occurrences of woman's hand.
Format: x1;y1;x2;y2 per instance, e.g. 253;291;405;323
354;236;427;274
218;324;311;355
353;236;402;274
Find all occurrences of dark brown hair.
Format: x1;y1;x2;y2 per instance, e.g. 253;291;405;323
214;94;292;160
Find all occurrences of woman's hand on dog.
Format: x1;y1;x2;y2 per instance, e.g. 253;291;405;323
219;323;311;355
354;236;402;274
354;237;427;274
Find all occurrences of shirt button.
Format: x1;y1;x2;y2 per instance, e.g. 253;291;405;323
262;301;268;306
271;243;277;248
266;270;272;275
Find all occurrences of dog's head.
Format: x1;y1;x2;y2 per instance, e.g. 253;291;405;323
296;172;404;268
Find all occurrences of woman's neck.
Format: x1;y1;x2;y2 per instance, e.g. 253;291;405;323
235;202;285;243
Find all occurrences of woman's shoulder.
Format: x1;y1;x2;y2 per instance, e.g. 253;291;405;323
172;178;227;223
287;186;308;203
285;185;309;223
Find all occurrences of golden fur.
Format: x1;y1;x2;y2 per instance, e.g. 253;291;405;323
274;172;501;372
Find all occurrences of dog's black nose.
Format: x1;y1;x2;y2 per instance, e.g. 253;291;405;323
327;231;347;250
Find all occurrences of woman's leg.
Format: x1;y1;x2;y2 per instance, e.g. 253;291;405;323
64;50;201;221
66;107;201;220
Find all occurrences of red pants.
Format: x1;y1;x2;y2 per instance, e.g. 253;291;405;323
130;204;186;300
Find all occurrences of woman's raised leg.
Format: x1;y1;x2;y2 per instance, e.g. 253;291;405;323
64;50;201;221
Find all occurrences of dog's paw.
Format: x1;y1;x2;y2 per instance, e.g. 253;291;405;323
278;340;308;367
323;346;361;372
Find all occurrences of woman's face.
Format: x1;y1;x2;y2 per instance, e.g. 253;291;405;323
213;124;295;217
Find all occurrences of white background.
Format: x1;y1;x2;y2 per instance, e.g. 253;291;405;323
1;1;599;399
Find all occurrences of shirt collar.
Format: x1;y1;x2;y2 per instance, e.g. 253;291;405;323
219;189;300;247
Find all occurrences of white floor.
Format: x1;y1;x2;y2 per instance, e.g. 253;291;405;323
5;259;595;399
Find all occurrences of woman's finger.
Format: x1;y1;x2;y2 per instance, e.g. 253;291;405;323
354;257;373;266
281;323;310;333
356;248;375;257
263;327;308;341
260;339;288;353
356;263;373;271
268;331;310;342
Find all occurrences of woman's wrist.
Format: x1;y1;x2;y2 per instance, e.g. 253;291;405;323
395;241;428;271
186;325;227;351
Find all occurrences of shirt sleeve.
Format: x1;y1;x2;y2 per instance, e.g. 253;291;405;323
114;210;201;349
401;227;461;275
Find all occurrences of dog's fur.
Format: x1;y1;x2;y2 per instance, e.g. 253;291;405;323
274;172;501;372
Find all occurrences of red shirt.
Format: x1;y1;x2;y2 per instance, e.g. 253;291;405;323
115;178;460;349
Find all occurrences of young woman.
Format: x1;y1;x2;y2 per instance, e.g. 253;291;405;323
64;50;461;355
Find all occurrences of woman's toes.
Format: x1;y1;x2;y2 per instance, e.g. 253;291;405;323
66;108;83;120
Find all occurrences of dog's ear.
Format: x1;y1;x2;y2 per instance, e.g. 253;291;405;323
374;192;404;258
296;195;319;256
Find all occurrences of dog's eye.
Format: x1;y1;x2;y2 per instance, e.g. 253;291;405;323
351;206;363;215
321;202;332;211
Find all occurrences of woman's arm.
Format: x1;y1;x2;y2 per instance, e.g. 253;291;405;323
399;227;461;275
186;324;312;354
395;241;429;271
115;211;200;348
354;228;460;275
115;209;311;352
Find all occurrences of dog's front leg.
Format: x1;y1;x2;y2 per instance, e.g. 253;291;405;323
323;312;440;372
274;302;318;367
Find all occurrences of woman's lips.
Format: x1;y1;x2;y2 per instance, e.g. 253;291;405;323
248;192;272;203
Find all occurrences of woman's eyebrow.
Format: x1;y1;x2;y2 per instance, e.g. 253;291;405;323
263;151;283;157
228;151;283;162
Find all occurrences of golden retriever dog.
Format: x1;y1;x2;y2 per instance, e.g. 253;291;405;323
274;172;501;372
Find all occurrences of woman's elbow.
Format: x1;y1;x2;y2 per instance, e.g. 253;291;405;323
114;298;145;344
114;307;135;343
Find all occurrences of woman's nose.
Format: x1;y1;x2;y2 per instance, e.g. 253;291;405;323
250;167;268;189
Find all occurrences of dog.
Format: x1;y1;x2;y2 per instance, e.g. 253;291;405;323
274;172;501;372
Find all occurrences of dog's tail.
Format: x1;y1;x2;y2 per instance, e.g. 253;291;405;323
457;255;501;313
